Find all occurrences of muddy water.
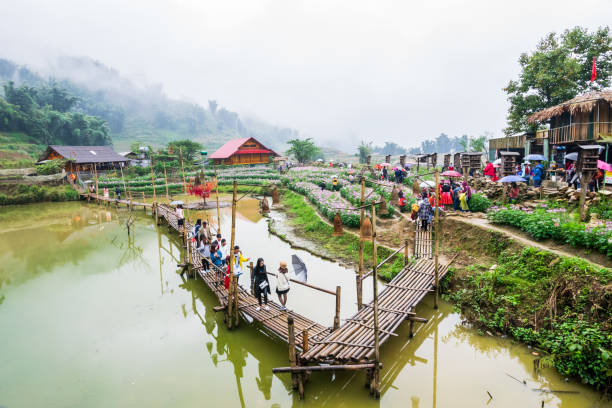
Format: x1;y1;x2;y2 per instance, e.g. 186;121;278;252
0;200;607;408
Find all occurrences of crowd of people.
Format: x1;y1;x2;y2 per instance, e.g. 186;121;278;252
176;207;292;312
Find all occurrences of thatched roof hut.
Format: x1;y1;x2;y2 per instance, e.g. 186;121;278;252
528;90;612;124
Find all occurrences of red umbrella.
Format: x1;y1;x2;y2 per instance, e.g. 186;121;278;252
441;170;462;178
597;160;612;172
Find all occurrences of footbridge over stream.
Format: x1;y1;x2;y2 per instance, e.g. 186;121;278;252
83;191;452;399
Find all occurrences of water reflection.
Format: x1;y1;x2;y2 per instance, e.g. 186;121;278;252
0;201;606;408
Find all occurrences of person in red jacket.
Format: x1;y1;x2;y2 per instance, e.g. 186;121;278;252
483;161;495;179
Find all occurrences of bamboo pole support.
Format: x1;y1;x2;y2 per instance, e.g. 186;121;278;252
150;157;157;202
179;147;189;223
404;238;409;265
163;162;169;201
119;165;130;210
230;180;239;327
214;165;221;234
434;169;440;309
288;316;298;390
579;172;592;221
370;202;381;398
333;286;341;330
357;177;365;310
94;163;99;204
302;329;309;353
297;351;304;399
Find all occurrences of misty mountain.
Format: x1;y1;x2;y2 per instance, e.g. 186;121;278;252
0;56;296;152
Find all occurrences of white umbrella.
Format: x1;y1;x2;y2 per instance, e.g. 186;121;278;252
419;181;435;188
493;158;501;165
565;152;578;161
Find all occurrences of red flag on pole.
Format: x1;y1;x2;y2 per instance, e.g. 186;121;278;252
590;57;597;82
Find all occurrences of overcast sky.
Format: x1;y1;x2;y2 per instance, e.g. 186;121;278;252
1;0;610;150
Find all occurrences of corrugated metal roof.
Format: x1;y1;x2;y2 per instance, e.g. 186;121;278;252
42;145;130;164
209;137;278;159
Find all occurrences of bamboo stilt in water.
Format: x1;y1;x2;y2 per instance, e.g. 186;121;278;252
333;286;341;330
370;202;381;398
357;177;365;310
288;316;298;389
214;165;221;234
163;162;169;201
434;169;440;309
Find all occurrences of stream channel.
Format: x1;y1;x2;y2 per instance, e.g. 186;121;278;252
0;198;607;407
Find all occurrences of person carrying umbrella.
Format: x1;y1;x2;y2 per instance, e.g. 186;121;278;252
523;161;531;186
508;182;519;203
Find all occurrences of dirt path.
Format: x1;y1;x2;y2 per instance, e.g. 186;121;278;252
447;215;612;270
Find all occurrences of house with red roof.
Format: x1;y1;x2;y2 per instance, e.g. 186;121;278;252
209;137;278;165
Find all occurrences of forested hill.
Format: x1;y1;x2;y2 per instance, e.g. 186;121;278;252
0;56;296;151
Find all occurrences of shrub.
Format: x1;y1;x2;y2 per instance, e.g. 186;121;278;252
35;159;65;175
468;193;491;212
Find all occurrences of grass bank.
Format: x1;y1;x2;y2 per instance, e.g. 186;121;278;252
280;190;406;280
0;184;79;205
445;232;611;392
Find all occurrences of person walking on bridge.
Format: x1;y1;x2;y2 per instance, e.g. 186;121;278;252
253;258;271;311
175;204;185;235
418;192;432;231
276;261;290;310
231;246;250;284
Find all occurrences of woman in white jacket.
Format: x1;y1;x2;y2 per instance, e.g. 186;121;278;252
276;261;290;310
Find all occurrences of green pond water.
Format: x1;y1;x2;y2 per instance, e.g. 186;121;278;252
0;200;608;408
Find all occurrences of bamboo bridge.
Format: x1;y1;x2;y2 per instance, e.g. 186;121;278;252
81;168;451;400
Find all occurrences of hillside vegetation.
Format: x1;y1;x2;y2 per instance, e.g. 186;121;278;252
0;56;297;155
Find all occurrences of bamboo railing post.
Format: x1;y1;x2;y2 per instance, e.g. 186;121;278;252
404;238;409;265
249;261;254;294
333;286;341;330
357;177;365;310
370;203;381;398
214;165;221;234
434;169;440;310
288;316;298;390
163;162;169;201
142;191;146;211
230;180;239;327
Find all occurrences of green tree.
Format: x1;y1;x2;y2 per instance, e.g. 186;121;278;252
358;141;372;163
286;138;321;163
504;26;612;134
469;135;487;152
168;140;203;161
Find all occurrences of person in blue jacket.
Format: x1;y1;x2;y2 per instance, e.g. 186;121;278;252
532;161;545;187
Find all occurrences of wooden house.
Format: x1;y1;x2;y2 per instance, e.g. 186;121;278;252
210;137;278;166
529;90;612;146
38;145;130;171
